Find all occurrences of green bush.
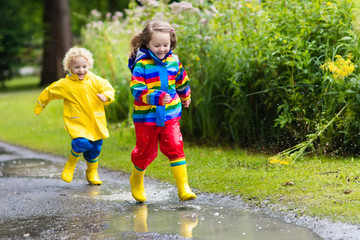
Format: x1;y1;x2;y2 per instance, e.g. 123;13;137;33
81;0;360;155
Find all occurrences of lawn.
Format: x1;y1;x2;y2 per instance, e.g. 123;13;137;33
1;76;360;224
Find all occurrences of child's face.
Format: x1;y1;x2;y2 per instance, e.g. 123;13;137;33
147;31;171;60
69;57;90;80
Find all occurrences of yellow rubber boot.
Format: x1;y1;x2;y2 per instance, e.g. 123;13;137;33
130;166;146;202
61;150;80;183
171;164;197;201
86;160;102;185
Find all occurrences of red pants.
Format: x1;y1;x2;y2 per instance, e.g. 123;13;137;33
131;120;185;170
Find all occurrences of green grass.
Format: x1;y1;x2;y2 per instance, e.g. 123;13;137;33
2;76;360;224
0;76;40;92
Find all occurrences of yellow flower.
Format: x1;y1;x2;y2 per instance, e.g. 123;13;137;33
268;157;290;165
280;160;290;165
268;158;279;164
320;54;355;81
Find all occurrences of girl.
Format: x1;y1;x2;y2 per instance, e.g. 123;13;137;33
128;20;196;202
34;46;115;185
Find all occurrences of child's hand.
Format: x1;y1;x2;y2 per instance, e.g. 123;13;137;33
162;93;172;105
182;98;191;108
97;93;108;102
34;104;43;115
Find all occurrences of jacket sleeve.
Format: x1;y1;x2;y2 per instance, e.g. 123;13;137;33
130;61;166;106
175;60;191;101
98;77;115;106
34;80;64;115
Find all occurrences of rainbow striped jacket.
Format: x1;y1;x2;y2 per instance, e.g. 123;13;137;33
129;48;190;126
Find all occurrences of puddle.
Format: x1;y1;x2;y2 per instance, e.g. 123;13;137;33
107;203;321;239
0;158;82;179
66;182;321;239
0;201;321;240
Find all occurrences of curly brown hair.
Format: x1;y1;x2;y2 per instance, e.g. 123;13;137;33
129;20;177;58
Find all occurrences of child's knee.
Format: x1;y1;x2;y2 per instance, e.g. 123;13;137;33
71;138;92;153
83;139;103;162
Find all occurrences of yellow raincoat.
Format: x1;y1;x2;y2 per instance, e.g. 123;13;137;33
34;72;115;141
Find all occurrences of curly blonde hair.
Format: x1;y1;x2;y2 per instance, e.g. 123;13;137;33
129;20;177;58
62;46;94;72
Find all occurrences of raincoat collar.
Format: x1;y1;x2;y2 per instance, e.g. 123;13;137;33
128;48;173;73
66;71;93;81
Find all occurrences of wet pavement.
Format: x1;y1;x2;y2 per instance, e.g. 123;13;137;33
0;141;359;239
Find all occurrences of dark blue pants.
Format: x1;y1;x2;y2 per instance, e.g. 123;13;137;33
71;138;103;162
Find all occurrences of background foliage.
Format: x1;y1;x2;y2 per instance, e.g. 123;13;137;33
82;0;360;155
0;1;42;84
0;0;130;87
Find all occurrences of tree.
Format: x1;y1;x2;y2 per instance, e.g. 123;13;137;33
40;0;72;86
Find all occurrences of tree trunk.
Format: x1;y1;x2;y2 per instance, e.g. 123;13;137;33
40;0;72;86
